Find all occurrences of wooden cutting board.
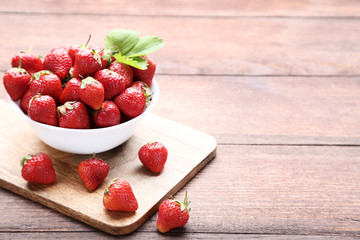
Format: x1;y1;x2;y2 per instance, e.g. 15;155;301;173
0;99;216;235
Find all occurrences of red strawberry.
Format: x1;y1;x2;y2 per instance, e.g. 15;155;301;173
103;178;138;212
11;52;43;74
132;56;156;87
28;95;58;126
68;35;92;65
20;90;33;114
3;68;31;101
93;100;121;128
113;87;150;118
138;142;168;173
109;62;133;88
78;154;109;191
29;70;62;103
57;101;90;129
73;49;105;78
59;78;81;104
21;152;56;184
79;77;104;110
157;192;191;233
94;69;125;99
43;47;72;80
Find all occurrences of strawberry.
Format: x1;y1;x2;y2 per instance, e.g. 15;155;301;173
43;47;72;80
29;70;62;103
157;192;191;233
79;77;104;110
109;62;133;88
113;86;150;118
94;69;125;99
78;154;109;191
11;52;43;74
138;142;168;173
3;67;31;101
59;78;81;104
72;49;105;78
132;56;156;87
57;101;90;129
20;90;33;114
68;35;92;65
21;152;56;184
28;95;58;126
103;178;138;212
93;100;121;128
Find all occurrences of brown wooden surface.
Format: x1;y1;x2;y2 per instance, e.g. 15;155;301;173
1;0;360;239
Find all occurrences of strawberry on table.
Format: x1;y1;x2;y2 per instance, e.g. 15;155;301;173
78;154;109;191
28;95;58;126
57;101;90;129
108;62;133;88
29;70;63;103
113;86;151;118
157;192;191;233
103;178;138;212
79;77;104;110
43;47;72;80
60;78;81;104
3;67;31;101
138;142;168;173
21;152;56;184
94;69;125;99
132;56;156;87
11;52;43;74
93;100;121;128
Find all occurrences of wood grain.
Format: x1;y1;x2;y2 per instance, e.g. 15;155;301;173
0;99;216;235
0;15;360;76
1;145;359;237
1;0;360;17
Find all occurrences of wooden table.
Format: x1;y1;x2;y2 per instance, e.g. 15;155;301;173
1;0;359;239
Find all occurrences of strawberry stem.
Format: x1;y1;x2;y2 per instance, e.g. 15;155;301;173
85;34;91;47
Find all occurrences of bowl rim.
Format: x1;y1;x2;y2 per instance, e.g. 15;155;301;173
8;78;160;133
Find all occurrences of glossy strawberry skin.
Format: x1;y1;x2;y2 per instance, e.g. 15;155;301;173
138;142;168;173
20;90;33;114
113;87;146;118
43;47;72;80
79;77;104;110
21;153;56;184
132;56;156;87
11;53;43;74
73;49;104;78
58;101;90;129
68;45;81;65
28;95;58;126
3;68;31;101
93;100;121;128
109;62;133;88
94;69;125;99
78;157;109;191
157;199;190;233
60;78;81;104
29;71;62;103
103;178;138;212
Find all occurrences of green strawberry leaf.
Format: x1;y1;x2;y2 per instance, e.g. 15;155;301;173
113;53;148;70
104;29;139;56
126;36;164;58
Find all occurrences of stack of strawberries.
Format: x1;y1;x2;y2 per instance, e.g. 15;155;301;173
3;30;158;129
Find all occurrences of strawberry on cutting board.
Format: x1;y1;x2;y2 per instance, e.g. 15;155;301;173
78;154;109;191
157;192;191;233
103;178;138;212
3;67;31;101
138;142;168;173
28;95;58;126
21;152;56;184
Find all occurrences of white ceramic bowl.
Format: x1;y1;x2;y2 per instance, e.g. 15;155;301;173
8;79;160;154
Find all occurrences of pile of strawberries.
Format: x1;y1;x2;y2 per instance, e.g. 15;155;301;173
3;41;155;129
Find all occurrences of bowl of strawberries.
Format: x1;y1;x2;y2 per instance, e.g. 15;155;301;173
4;29;163;154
